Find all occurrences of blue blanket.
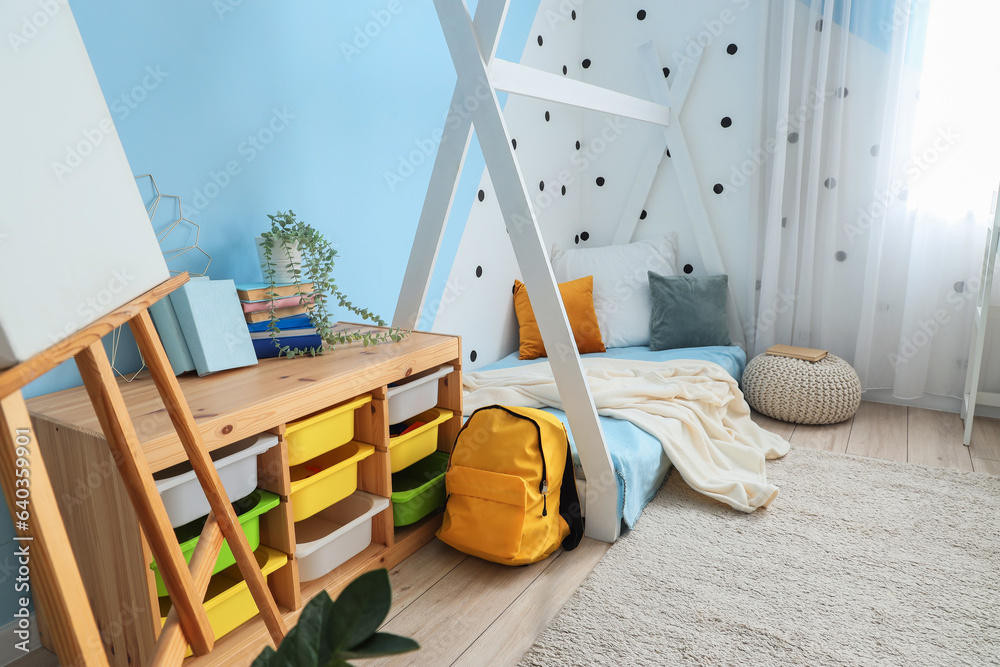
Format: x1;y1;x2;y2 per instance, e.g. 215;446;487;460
475;346;747;527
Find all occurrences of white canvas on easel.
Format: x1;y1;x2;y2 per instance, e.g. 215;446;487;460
0;0;169;368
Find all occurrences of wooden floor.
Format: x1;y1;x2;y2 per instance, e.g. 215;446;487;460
14;402;1000;667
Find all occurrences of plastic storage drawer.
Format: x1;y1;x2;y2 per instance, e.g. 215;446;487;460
294;491;390;582
288;441;375;522
391;452;449;526
285;394;373;466
150;489;279;597
386;365;453;425
153;433;280;528
159;545;287;657
387;408;452;474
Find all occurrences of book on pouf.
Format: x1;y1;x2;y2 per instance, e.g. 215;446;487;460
170;278;258;376
765;344;828;362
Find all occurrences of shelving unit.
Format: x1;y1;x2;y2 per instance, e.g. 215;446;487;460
25;324;462;665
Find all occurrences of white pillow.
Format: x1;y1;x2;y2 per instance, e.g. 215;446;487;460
550;234;678;348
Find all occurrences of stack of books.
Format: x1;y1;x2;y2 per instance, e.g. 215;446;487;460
237;282;324;358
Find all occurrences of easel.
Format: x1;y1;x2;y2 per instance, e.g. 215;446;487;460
0;274;286;665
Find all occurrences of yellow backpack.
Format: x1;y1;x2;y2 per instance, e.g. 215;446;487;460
437;405;583;565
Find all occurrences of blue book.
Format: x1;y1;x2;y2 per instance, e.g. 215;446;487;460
170;279;258;376
148;298;196;375
246;313;313;333
252;333;324;359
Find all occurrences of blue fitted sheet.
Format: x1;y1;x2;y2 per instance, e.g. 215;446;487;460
475;345;747;528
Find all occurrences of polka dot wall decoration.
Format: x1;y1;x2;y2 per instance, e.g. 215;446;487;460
665;148;671;158
575;140;581;150
683;264;694;274
562;65;568;75
721;117;732;128
871;145;880;157
470;350;478;362
575;234;580;244
581;231;590;241
788;132;799;143
640;210;647;220
476;265;483;278
511;138;517;150
781;216;788;228
816;19;824;31
571;10;576;19
537;35;543;46
582;58;592;69
478;189;485;202
837;87;849;98
539;180;545;191
835;251;847;262
825;177;837;189
662;67;670;78
713;183;724;194
561;185;567;196
637;9;646;20
596;177;606;187
545;111;551;121
727;43;738;55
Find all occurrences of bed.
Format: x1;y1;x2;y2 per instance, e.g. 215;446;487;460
467;345;748;529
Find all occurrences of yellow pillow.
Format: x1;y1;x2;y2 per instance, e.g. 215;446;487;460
513;276;606;360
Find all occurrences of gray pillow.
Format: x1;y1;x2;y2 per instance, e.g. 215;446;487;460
648;272;731;350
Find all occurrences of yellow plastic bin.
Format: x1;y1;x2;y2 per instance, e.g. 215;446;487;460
289;441;375;522
159;545;287;657
387;408;453;473
285;394;372;466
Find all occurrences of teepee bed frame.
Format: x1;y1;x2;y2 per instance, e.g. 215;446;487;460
393;0;745;544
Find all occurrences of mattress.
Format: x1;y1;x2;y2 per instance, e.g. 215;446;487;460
474;345;747;528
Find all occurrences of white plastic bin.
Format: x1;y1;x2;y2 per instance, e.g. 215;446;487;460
153;433;280;528
294;491;390;582
386;365;453;425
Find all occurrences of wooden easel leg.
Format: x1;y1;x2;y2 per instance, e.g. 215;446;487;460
0;392;108;666
130;311;288;648
74;342;215;657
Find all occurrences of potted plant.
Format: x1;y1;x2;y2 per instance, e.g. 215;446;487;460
258;210;408;358
252;568;419;666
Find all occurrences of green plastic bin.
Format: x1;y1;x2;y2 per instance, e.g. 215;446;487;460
150;489;280;597
391;451;449;527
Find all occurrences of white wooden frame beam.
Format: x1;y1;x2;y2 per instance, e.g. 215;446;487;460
488;59;671;126
392;0;510;330
636;41;747;348
433;0;620;543
613;44;703;245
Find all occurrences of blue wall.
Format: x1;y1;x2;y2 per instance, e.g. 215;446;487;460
1;0;537;635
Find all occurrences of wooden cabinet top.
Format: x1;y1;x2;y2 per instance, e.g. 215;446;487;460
26;324;460;472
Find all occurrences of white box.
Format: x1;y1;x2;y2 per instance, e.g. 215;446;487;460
386;365;453;425
295;492;390;582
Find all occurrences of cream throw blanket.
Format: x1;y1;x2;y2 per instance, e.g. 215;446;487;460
463;358;790;512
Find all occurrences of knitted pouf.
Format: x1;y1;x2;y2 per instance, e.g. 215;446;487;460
742;353;861;425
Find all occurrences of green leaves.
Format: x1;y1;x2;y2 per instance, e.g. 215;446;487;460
252;569;419;667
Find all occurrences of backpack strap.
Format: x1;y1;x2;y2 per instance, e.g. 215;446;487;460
559;440;584;551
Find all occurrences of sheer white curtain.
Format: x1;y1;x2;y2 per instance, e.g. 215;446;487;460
751;0;998;405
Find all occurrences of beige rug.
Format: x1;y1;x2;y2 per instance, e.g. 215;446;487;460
519;447;1000;666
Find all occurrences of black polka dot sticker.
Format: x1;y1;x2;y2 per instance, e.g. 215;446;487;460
575;234;580;244
581;231;590;241
562;65;568;75
683;264;694;274
721;117;733;128
575;140;581;150
582;58;592;69
788;132;799;143
954;281;965;293
596;177;606;187
662;67;670;78
475;265;483;278
871;145;880;157
545;111;551;122
816;19;824;31
640;210;648;220
572;10;576;20
837;87;849;98
478;189;485;202
637;9;647;20
727;43;738;55
665;148;671;158
511;138;517;150
781;216;788;228
537;35;543;46
470;350;478;362
539;181;545;191
825;177;837;189
561;185;567;196
713;183;724;195
835;251;847;262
